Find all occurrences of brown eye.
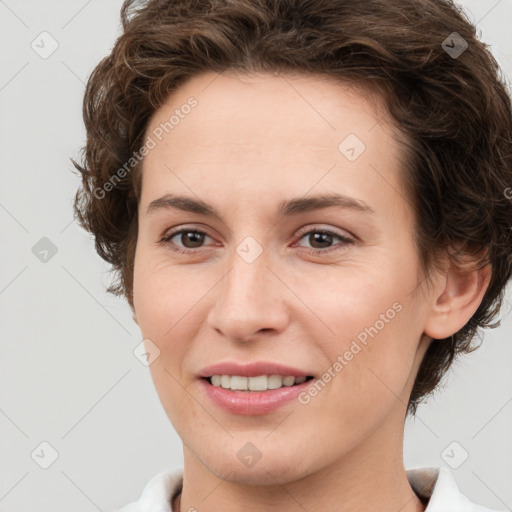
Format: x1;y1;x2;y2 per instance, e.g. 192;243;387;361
305;232;336;249
160;229;213;253
295;229;354;255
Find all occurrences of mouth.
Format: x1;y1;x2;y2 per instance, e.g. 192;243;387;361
197;361;317;414
198;368;317;415
202;374;315;392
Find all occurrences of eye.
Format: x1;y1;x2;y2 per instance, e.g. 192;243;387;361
159;226;354;255
293;228;354;255
159;227;215;254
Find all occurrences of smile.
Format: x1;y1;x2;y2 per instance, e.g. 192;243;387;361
207;374;313;391
200;375;316;415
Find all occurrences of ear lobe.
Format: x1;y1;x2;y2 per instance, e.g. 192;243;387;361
423;258;491;340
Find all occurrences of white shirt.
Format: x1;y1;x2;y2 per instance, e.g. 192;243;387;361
113;466;501;512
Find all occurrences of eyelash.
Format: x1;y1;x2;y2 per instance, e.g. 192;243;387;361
159;226;354;256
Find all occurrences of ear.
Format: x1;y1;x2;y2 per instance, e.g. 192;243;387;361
423;251;491;340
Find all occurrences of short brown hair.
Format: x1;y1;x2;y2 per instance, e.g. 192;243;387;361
72;0;512;415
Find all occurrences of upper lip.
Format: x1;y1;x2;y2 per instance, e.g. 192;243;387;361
197;361;313;378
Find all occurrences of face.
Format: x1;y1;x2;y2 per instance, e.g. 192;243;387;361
132;71;433;485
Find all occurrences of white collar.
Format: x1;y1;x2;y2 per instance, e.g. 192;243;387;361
406;466;497;511
116;466;498;512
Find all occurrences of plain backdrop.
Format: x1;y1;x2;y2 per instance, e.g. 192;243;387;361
0;1;511;511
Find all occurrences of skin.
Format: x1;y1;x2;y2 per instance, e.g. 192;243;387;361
131;70;490;512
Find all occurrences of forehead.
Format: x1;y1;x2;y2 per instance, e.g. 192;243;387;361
141;71;410;220
145;70;394;151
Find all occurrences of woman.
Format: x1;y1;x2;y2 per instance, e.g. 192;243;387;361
72;0;512;510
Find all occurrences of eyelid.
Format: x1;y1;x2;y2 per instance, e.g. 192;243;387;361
160;224;352;243
292;226;355;253
294;224;354;240
160;223;355;255
159;225;215;245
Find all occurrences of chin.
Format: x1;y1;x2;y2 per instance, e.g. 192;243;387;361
208;459;310;486
193;438;323;486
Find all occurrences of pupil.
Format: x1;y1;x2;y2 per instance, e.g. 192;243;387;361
183;231;204;248
311;232;332;248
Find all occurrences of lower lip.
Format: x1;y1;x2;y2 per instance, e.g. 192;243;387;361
199;378;313;415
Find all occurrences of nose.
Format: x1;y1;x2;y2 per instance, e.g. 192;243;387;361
206;248;289;343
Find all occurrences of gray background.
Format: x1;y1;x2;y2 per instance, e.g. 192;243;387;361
0;1;511;511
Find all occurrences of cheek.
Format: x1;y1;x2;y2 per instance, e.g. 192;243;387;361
298;266;420;411
133;249;199;337
134;263;200;427
132;253;211;409
301;267;407;348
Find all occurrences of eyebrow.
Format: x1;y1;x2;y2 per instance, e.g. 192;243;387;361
146;193;375;223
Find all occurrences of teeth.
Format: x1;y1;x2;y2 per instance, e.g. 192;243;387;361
208;375;309;391
268;375;283;389
249;375;268;391
282;376;295;386
230;376;248;390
